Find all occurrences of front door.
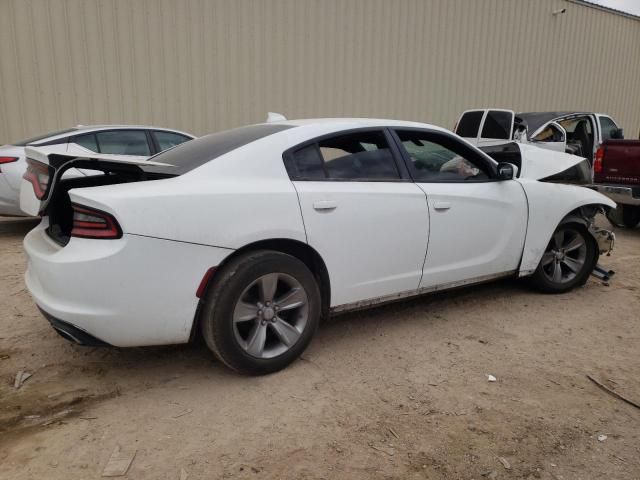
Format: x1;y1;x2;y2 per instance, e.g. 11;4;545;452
391;128;528;288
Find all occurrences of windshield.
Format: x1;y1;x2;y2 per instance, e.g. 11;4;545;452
145;124;294;175
13;128;78;146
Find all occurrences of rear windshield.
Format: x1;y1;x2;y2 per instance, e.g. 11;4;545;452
13;128;78;146
145;124;294;175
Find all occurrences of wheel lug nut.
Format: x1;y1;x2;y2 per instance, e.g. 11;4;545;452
271;318;276;323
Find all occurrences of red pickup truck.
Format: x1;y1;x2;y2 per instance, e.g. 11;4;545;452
592;140;640;228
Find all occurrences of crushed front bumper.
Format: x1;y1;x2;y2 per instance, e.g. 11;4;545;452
589;225;615;255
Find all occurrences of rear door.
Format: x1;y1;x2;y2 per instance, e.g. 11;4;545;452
285;128;429;307
391;128;527;288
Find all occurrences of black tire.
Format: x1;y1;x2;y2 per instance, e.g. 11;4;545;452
529;222;598;294
606;206;625;228
622;206;640;228
607;205;640;229
199;250;321;375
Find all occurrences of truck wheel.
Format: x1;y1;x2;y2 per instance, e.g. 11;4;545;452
606;207;625;228
622;206;640;228
199;250;321;375
530;222;598;293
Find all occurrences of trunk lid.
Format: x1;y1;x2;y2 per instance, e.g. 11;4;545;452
20;144;173;216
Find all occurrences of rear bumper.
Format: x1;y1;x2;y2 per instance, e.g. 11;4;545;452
589;184;640;206
39;307;111;346
24;221;233;347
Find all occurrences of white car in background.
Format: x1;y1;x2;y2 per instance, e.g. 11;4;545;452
0;125;194;216
21;118;615;375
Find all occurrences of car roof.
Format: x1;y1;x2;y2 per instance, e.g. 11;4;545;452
515;111;588;135
267;117;450;132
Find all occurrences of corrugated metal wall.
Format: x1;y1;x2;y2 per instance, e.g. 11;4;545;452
1;0;639;142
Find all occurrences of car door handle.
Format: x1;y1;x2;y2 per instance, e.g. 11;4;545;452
433;201;451;211
313;200;338;211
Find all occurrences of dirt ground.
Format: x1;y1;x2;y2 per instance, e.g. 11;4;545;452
0;216;639;480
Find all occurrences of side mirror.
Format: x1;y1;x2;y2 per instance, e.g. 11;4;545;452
611;128;624;139
496;162;516;180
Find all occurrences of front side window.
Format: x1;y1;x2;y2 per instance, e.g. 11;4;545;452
395;130;490;182
481;111;512;140
560;117;592;134
532;124;564;143
287;130;401;181
599;117;619;140
455;111;484;138
153;131;192;151
95;130;151;156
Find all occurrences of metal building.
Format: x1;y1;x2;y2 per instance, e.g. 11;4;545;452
1;0;639;142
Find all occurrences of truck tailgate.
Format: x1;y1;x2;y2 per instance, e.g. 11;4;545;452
596;140;640;184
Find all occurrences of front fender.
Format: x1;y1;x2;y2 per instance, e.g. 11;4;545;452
517;180;615;275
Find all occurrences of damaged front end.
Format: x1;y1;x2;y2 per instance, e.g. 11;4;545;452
579;205;616;256
580;206;616;284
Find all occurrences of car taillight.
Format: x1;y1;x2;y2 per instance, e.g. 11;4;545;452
594;146;604;174
23;158;51;199
0;156;19;172
71;204;122;239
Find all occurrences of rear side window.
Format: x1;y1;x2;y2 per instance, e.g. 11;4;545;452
532;124;564;142
153;131;192;151
96;130;150;156
286;130;401;181
481;111;512;139
455;111;484;138
12;128;78;146
74;133;99;152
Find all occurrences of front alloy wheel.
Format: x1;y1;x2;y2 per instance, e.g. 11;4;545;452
530;223;597;293
539;228;588;285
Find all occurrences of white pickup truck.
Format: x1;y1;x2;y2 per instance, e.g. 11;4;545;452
454;109;623;167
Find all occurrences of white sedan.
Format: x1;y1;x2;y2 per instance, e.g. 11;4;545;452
21;118;615;375
0;125;194;216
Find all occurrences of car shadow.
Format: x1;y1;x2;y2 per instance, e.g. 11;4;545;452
0;217;39;238
60;277;529;381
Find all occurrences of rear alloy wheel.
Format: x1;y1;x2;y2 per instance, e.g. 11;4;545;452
200;250;321;375
232;273;309;359
530;223;597;293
